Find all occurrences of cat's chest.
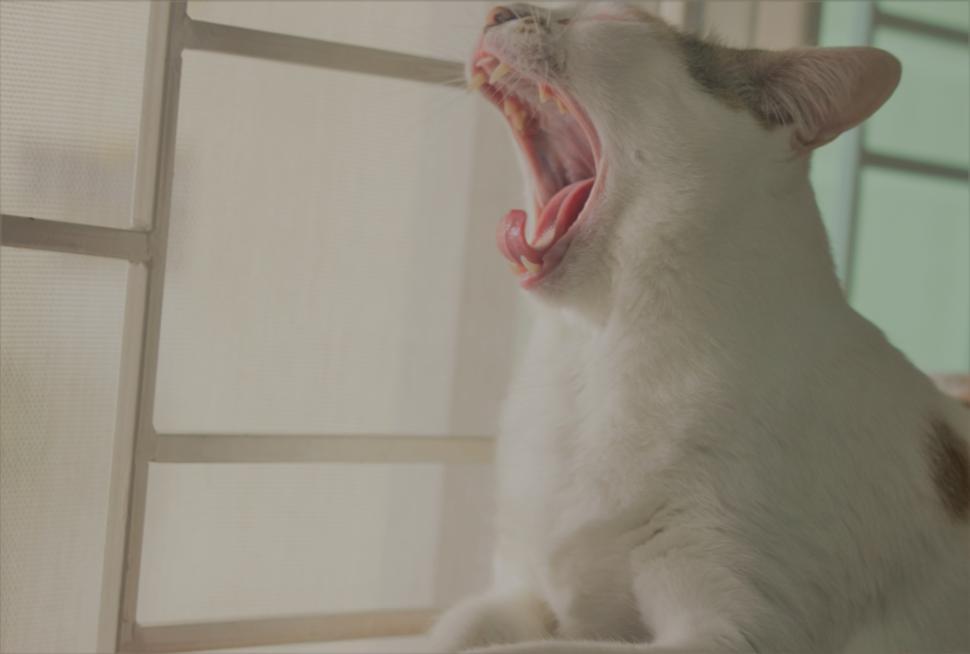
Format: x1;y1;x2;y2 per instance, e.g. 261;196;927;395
495;321;674;591
495;344;667;640
498;336;634;517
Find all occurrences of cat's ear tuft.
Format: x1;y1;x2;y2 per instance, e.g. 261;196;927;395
756;47;901;151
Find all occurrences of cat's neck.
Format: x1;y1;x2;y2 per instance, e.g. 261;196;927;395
549;159;849;355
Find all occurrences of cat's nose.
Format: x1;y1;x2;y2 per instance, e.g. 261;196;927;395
486;5;519;28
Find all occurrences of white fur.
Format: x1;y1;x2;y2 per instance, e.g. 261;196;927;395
432;4;970;653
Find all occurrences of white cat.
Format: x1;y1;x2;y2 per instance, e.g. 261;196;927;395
431;3;970;653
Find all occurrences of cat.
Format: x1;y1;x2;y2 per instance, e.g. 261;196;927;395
430;2;970;653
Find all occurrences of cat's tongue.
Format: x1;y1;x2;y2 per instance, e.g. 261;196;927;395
497;178;594;271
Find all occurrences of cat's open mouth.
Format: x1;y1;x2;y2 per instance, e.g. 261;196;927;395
470;54;602;288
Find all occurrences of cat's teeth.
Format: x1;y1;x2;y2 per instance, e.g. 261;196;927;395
510;262;525;275
538;85;551;104
503;97;527;131
490;62;511;84
521;257;541;274
555;97;568;114
468;72;487;91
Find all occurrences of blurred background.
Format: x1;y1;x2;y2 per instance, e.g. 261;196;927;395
0;1;967;653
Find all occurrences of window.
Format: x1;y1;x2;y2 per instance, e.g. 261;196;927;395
5;3;961;653
2;2;521;651
811;0;970;374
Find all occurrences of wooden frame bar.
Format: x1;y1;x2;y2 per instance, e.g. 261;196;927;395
182;18;465;87
116;2;188;650
127;610;436;653
873;8;970;44
862;152;969;183
0;214;151;262
153;433;494;465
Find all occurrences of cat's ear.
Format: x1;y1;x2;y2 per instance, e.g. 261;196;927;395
754;47;901;151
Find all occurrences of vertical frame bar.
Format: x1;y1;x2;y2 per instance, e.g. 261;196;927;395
97;262;149;653
117;2;188;650
98;3;172;650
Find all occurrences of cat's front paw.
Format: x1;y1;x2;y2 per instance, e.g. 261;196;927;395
429;591;553;653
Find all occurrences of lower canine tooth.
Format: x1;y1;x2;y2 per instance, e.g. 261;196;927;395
555;97;568;114
521;258;541;274
490;62;511;84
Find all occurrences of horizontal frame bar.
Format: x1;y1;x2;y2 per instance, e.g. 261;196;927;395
873;9;970;44
183;18;465;87
129;609;436;653
153;433;495;465
862;151;969;182
0;214;151;261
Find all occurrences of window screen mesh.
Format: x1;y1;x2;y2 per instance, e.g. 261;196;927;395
0;248;128;653
0;1;149;228
154;51;526;436
136;463;493;624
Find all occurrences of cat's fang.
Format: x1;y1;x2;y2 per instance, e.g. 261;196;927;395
538;85;552;104
490;62;511;84
555;97;568;114
469;72;487;92
511;109;526;132
503;99;526;132
521;257;541;274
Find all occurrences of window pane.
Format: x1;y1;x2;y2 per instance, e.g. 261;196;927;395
136;463;493;623
154;52;525;436
0;1;149;228
187;0;493;63
867;27;970;169
850;169;970;373
878;0;970;32
0;248;128;653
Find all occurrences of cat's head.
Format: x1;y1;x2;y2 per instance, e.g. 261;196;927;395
471;2;900;316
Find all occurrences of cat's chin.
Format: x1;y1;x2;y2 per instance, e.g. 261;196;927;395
470;52;603;289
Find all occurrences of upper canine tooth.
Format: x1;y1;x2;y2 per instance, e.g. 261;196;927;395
538;85;551;103
511;110;526;132
503;98;515;116
555;97;568;114
490;62;511;84
469;72;487;91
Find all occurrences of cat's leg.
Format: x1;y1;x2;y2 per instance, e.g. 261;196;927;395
464;547;786;654
430;588;556;653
